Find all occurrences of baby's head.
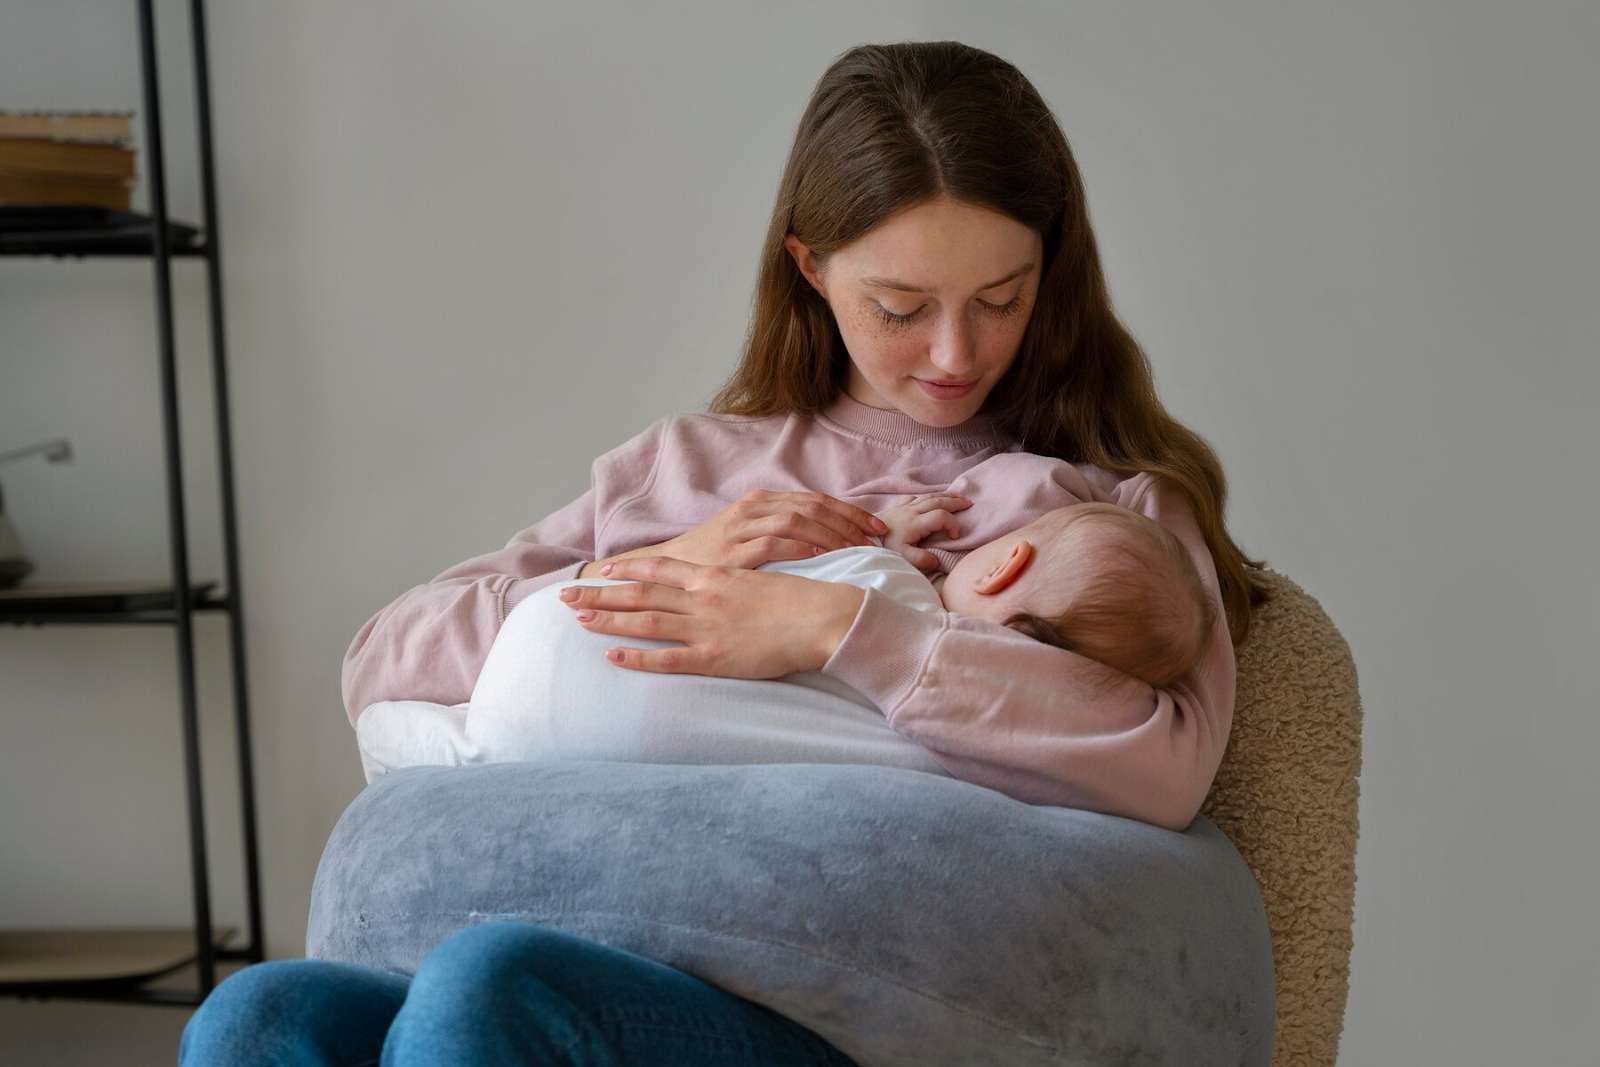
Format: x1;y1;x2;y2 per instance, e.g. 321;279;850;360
941;503;1217;688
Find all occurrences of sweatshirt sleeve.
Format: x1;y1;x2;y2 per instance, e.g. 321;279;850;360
339;419;668;726
818;473;1236;832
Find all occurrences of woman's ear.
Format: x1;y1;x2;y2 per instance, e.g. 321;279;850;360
972;540;1033;595
784;234;827;297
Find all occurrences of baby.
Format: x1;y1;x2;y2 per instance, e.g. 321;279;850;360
354;492;1218;783
883;492;1218;690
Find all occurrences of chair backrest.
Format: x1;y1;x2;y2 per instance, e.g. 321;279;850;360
1200;568;1362;1067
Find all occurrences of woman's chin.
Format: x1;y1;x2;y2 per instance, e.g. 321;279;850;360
904;397;983;427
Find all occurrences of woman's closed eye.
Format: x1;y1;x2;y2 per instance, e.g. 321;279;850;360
874;294;1027;328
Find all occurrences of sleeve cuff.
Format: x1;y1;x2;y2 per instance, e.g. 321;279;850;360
820;587;948;717
500;560;590;623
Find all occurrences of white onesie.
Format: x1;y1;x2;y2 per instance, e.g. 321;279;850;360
354;546;956;783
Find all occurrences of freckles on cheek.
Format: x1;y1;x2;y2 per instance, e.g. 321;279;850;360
851;310;895;338
845;322;908;362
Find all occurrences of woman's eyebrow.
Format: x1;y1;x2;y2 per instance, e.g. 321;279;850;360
861;263;1035;294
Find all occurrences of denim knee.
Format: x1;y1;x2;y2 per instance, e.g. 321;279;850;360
405;921;574;1002
386;923;601;1061
179;959;408;1067
392;923;861;1067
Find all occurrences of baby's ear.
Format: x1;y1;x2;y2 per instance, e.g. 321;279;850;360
973;541;1033;595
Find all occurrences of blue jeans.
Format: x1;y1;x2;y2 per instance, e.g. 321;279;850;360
179;922;860;1066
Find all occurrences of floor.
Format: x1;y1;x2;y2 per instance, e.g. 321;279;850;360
0;961;246;1066
0;998;192;1065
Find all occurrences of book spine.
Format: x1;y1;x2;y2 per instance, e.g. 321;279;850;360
0;138;136;180
0;110;135;142
0;172;132;211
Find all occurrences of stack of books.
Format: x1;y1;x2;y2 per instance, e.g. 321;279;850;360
0;110;136;210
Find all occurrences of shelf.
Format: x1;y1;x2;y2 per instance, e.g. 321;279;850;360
0;579;227;626
4;0;268;1008
0;926;237;999
0;205;204;258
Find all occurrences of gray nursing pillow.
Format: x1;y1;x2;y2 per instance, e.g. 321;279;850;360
307;761;1275;1066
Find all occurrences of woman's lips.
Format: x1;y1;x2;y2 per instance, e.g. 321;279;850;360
915;377;979;400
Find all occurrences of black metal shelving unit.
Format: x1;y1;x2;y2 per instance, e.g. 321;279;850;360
0;0;265;1008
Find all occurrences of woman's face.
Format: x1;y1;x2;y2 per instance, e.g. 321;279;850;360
785;197;1044;428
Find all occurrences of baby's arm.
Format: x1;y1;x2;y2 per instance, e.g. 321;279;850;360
877;494;972;574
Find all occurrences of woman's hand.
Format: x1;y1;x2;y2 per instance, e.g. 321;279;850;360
578;490;888;577
559;556;867;678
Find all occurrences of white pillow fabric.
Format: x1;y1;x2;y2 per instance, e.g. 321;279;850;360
354;699;474;783
354;546;953;785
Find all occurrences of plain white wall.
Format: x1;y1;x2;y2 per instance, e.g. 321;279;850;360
2;1;1596;1063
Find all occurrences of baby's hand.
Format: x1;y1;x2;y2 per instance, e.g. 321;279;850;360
878;493;973;573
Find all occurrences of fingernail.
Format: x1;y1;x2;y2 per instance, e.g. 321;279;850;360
812;546;824;555
576;610;596;622
872;518;889;533
559;587;579;602
601;563;614;575
607;649;624;663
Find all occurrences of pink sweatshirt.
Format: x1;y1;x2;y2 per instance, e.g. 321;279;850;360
341;393;1236;832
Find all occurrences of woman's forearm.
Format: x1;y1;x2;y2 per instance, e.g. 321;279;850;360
807;582;868;671
560;558;868;679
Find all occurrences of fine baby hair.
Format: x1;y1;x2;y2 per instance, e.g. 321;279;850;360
1003;502;1218;688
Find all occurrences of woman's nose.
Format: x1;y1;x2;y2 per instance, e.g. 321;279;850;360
928;314;979;376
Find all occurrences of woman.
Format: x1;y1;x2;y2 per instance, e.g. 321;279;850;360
182;39;1269;1066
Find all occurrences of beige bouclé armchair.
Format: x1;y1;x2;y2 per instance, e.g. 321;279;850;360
1202;568;1364;1067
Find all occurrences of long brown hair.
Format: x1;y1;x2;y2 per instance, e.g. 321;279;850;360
709;41;1272;646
